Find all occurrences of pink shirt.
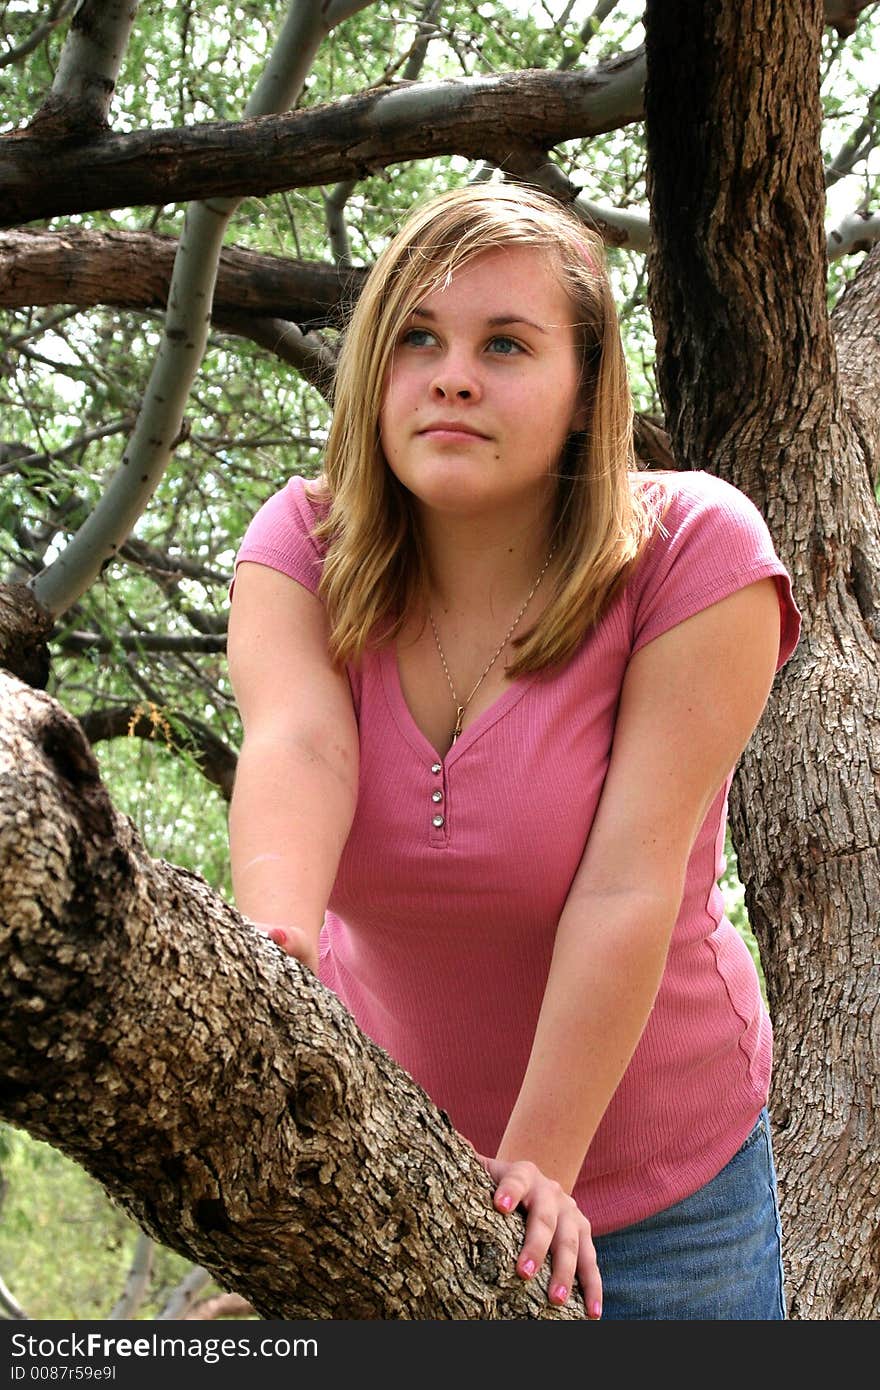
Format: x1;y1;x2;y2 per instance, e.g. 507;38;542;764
234;470;800;1235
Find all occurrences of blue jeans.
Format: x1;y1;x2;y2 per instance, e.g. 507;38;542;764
593;1108;786;1320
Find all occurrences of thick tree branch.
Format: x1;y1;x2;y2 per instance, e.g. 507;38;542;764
645;0;837;464
0;582;53;687
0;671;585;1320
823;0;879;37
0;62;646;227
0;229;365;325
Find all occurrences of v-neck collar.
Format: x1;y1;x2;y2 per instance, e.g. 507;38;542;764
378;642;541;766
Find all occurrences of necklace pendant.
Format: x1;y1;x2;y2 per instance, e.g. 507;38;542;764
451;705;465;744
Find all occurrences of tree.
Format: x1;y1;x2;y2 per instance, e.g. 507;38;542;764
1;0;878;1319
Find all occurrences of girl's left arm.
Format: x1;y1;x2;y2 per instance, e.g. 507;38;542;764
485;575;784;1314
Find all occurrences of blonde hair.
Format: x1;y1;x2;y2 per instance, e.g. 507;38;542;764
312;181;656;674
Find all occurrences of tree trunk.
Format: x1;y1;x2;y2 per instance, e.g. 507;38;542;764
644;0;879;1319
0;669;585;1321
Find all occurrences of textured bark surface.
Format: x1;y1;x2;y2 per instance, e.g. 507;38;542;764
0;63;645;226
0;229;364;328
0;671;585;1321
0;583;53;689
645;0;879;1319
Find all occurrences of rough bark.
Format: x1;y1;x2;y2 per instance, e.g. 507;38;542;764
0;62;645;227
0;670;586;1321
645;0;879;1320
0;583;53;689
0;230;364;327
832;241;880;488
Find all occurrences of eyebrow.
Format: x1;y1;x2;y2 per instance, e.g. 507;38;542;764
410;306;548;334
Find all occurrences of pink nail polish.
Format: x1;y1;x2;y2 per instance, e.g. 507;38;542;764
521;1258;536;1278
497;1193;513;1212
551;1284;568;1303
589;1300;602;1319
270;928;288;946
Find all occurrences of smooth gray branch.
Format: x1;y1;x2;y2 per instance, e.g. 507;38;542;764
32;0;141;132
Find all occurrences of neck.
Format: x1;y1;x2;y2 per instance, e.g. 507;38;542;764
417;502;555;618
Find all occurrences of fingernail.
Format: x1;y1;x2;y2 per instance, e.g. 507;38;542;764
550;1284;568;1303
521;1258;536;1278
589;1300;602;1319
497;1193;513;1212
270;928;288;946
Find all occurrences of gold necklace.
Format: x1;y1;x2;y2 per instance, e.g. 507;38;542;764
429;551;554;747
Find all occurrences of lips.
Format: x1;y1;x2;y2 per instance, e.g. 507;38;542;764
417;421;490;440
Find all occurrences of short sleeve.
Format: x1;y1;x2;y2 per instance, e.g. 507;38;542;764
630;471;800;671
230;476;327;599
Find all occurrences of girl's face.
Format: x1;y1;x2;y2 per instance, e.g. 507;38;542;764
378;245;586;526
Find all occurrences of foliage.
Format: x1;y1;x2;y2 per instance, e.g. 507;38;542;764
0;1122;223;1319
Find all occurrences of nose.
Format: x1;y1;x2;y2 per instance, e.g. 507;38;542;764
429;354;482;403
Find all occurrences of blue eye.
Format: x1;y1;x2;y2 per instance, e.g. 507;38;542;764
401;328;437;347
487;336;521;355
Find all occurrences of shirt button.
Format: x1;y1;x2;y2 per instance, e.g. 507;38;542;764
431;790;443;803
432;814;445;828
431;762;442;775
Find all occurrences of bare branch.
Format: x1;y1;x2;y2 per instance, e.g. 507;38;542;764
0;0;77;72
119;537;231;587
0;418;135;480
107;1230;155;1320
825;84;879;187
323;181;357;266
60;630;227;654
157;1265;213;1321
558;0;620;70
0;1270;28;1319
219;314;338;399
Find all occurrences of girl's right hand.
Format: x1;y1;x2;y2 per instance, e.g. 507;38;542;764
250;921;317;971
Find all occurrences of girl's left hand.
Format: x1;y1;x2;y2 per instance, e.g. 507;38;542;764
478;1154;603;1319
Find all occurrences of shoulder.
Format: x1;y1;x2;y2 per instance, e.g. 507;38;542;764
233;475;332;597
242;474;330;544
626;470;800;668
632;468;770;538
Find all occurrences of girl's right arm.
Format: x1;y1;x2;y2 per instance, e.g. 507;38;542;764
226;561;360;972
